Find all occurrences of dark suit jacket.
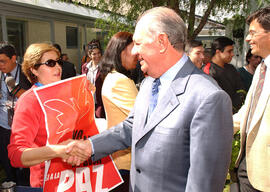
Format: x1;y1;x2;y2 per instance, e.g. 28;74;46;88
95;69;105;118
61;60;76;80
19;68;32;90
91;58;233;192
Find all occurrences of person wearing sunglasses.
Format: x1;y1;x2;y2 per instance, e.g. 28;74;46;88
85;43;105;118
7;43;83;188
81;39;101;74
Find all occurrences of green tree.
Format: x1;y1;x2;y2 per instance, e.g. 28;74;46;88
71;0;247;41
71;0;270;41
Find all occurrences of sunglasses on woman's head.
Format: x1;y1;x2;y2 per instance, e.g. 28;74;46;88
34;59;63;68
88;44;100;50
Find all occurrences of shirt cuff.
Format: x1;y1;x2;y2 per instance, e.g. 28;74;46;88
88;138;95;160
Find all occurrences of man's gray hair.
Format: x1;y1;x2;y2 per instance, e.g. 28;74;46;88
137;7;187;51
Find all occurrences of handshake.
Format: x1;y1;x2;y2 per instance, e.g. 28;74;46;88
57;139;93;166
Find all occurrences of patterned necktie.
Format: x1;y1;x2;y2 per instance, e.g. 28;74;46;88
246;61;267;132
148;78;161;116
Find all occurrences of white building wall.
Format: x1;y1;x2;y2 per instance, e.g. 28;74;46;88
27;20;51;45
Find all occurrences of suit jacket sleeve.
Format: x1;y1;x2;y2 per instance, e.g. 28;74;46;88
233;64;260;135
19;68;32;90
91;111;134;161
186;90;233;192
233;108;242;135
61;61;76;80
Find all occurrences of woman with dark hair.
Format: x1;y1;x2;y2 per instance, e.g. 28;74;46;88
81;39;101;74
100;31;138;191
238;49;262;92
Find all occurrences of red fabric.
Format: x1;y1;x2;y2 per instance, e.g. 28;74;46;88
81;62;89;74
8;86;47;187
203;62;211;75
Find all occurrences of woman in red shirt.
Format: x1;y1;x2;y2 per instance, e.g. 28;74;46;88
8;43;88;187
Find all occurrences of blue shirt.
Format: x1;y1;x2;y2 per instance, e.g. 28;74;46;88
0;65;19;130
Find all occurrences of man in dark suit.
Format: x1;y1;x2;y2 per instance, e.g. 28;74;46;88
0;42;31;186
52;44;76;79
66;7;233;192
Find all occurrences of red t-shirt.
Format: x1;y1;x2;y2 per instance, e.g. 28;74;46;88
8;86;47;187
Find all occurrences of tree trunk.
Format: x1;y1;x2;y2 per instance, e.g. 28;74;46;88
190;0;216;40
151;0;164;7
168;0;180;15
187;0;196;41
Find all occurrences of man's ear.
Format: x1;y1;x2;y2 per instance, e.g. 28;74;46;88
11;55;17;64
215;49;221;55
157;33;169;54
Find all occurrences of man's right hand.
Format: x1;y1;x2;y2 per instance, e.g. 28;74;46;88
64;139;92;166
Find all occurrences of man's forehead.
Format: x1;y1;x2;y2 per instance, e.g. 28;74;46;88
0;53;10;60
224;45;234;50
192;46;204;52
249;19;264;30
133;23;146;42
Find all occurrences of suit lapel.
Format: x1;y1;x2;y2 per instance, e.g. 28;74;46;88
141;87;179;135
135;60;195;144
248;74;270;134
135;78;153;134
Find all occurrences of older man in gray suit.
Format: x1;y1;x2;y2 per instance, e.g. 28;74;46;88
66;6;233;192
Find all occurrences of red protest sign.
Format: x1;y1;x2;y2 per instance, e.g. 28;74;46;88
33;75;123;192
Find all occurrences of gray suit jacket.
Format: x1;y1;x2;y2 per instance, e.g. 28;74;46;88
92;59;233;192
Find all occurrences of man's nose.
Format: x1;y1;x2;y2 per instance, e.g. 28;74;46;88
245;34;251;42
201;53;205;59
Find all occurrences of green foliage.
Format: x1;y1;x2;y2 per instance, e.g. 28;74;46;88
254;0;270;10
95;17;135;44
230;131;240;171
224;14;245;42
70;0;264;41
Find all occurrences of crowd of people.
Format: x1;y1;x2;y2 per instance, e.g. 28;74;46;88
0;5;269;192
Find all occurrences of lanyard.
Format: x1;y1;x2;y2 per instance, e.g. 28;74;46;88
35;82;44;87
